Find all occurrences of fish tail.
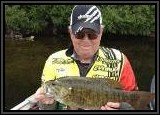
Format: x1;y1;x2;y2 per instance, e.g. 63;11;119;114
129;91;155;110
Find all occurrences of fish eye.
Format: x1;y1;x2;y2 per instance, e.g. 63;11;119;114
68;87;72;90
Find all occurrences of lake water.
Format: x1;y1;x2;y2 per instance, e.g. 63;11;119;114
4;35;155;110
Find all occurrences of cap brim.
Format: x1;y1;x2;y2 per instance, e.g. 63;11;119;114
71;22;100;34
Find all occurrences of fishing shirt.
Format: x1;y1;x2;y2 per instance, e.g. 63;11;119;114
42;46;137;91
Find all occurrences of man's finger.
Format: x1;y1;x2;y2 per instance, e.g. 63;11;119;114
106;102;120;108
101;106;106;110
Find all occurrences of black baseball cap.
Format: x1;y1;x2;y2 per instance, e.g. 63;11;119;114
70;5;102;34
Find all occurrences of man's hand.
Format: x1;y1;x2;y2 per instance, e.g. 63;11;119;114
101;102;120;110
101;102;135;110
34;87;55;104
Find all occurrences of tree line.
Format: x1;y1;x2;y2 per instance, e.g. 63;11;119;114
5;5;155;38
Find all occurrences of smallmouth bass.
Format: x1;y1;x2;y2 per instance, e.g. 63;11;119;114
42;76;155;110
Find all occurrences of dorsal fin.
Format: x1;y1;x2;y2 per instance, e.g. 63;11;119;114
49;76;123;89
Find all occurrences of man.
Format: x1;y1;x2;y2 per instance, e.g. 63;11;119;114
34;5;138;110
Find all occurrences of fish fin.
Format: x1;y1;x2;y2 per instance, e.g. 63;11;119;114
103;78;123;89
56;76;123;89
61;76;123;89
129;91;155;110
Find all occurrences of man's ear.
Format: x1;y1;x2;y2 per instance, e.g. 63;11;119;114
101;25;105;33
68;26;72;34
68;26;73;39
99;25;104;36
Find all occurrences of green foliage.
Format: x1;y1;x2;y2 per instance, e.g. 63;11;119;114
5;5;74;35
5;5;155;37
5;5;29;31
48;5;73;26
100;5;155;36
5;5;50;34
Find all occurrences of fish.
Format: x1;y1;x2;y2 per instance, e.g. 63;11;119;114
42;76;155;110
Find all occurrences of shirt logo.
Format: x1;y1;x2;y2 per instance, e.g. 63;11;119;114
56;68;65;73
56;68;67;77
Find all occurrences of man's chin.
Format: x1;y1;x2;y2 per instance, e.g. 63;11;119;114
81;53;94;59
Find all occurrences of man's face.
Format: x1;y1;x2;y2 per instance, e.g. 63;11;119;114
69;26;103;60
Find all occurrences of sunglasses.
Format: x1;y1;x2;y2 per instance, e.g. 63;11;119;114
74;31;98;40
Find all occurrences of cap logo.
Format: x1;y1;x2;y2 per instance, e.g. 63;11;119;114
77;6;101;23
78;14;92;21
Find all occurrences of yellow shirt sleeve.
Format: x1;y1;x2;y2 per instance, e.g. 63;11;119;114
41;55;56;83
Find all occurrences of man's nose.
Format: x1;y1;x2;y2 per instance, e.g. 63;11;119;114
83;34;90;40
